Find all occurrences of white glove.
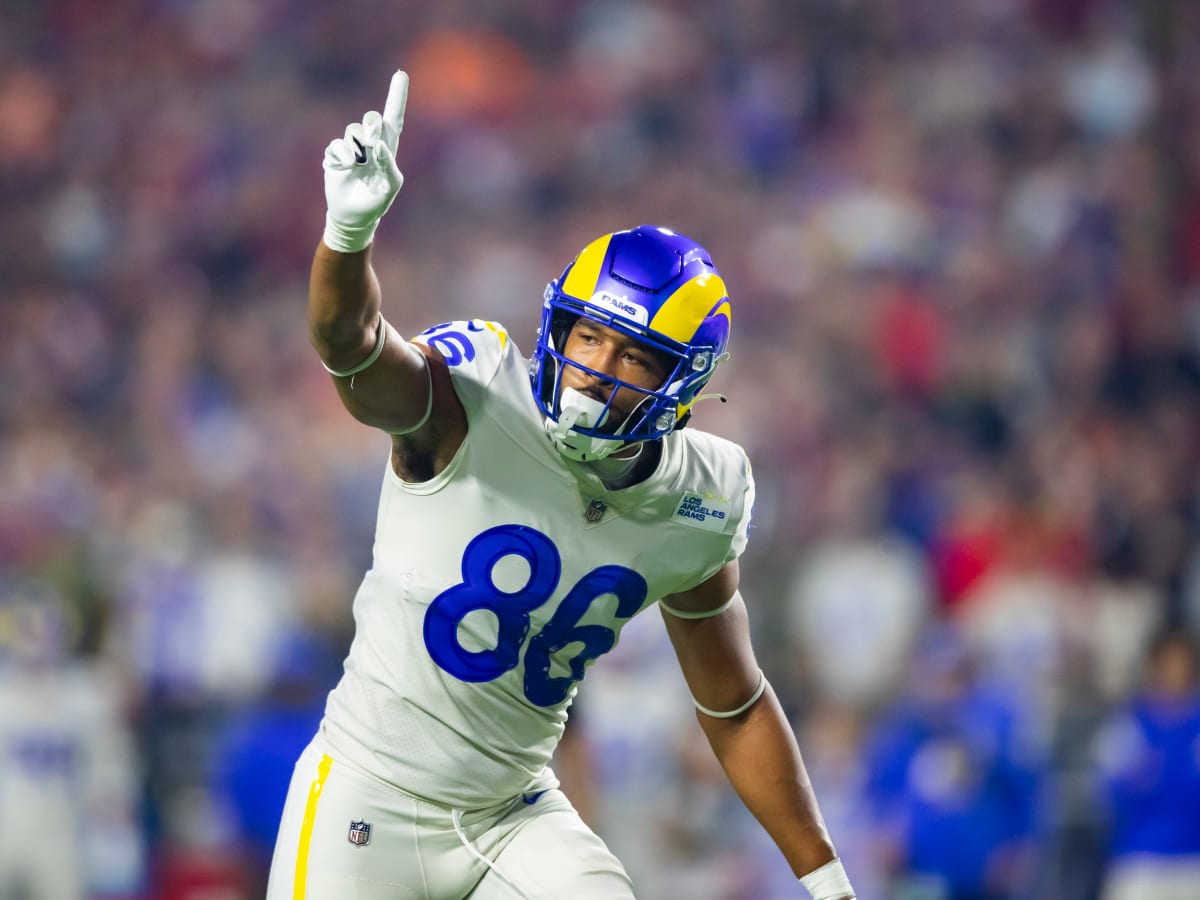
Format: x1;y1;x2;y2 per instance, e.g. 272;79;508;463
322;70;409;254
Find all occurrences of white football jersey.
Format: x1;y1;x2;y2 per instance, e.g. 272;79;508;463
320;320;755;809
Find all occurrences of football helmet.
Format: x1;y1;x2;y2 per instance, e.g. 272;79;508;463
531;225;731;461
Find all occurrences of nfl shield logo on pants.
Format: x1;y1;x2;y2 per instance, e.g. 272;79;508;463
348;820;372;847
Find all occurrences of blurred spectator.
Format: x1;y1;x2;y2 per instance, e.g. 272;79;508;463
786;532;932;707
1094;628;1200;900
864;628;1043;900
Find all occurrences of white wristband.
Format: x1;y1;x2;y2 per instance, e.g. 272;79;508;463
322;212;379;255
799;858;854;899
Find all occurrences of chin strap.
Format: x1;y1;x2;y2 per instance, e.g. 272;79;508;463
551;387;603;438
548;387;631;462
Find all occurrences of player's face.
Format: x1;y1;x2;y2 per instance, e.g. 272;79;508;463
560;318;671;421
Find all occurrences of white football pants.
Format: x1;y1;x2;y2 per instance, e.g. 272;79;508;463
266;736;635;900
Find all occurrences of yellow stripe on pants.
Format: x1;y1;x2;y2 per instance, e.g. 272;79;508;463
294;754;333;899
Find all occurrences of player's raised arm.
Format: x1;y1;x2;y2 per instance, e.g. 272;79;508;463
309;71;446;435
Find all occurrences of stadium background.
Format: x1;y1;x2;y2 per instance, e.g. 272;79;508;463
3;0;1200;897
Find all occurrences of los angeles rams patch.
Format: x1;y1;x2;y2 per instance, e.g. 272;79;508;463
673;491;731;532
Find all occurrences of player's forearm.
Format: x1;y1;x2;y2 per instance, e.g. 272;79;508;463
308;240;384;359
699;683;838;879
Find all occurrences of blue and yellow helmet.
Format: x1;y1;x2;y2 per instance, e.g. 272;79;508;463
531;225;731;453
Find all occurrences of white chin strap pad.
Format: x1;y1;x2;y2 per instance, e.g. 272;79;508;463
554;387;607;435
548;388;623;461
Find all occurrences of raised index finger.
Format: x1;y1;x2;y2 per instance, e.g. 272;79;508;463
382;70;409;140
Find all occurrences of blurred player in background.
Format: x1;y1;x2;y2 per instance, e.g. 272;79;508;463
0;581;142;899
266;71;855;899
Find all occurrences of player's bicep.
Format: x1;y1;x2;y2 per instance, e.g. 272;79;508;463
325;320;440;434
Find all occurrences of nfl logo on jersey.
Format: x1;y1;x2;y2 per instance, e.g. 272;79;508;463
347;820;372;847
584;499;607;523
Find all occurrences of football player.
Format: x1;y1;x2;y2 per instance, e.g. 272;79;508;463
266;71;855;900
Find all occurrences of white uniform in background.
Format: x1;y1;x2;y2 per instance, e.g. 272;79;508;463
0;662;142;900
268;322;754;899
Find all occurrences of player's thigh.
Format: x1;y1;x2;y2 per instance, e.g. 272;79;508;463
266;740;426;900
471;789;635;900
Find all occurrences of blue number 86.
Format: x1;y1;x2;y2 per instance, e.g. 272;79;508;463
422;524;647;706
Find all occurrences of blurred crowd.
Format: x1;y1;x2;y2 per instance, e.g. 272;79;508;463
3;0;1200;897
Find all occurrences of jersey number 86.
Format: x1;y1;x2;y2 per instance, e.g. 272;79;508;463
422;524;647;707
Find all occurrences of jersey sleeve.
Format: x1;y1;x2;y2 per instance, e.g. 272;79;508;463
666;437;756;595
411;319;515;416
726;452;756;564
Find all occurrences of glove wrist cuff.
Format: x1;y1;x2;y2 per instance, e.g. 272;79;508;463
322;213;379;255
799;858;854;900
